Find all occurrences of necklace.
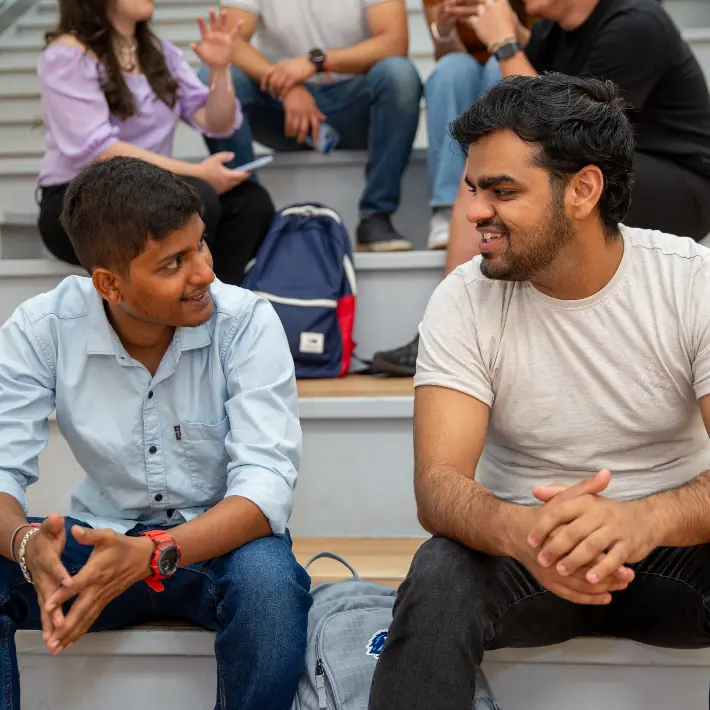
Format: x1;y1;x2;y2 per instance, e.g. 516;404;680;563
117;37;138;72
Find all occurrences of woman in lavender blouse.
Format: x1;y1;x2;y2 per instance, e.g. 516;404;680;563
37;0;274;285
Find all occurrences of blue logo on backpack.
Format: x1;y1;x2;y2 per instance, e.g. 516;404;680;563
366;630;388;659
242;203;356;379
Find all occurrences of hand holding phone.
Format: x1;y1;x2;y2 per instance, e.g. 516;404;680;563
232;155;275;173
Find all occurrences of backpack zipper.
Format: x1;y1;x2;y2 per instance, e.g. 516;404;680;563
315;659;328;709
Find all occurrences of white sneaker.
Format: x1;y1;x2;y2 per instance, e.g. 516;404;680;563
427;210;451;250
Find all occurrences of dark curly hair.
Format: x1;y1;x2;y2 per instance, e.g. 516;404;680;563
46;0;178;120
450;73;635;240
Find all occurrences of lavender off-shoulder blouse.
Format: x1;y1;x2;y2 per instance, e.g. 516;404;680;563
37;40;242;187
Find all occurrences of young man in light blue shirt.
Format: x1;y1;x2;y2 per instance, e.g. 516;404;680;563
0;156;311;710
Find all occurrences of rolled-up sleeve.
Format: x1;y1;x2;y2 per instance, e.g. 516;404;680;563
37;46;120;164
0;308;57;511
222;298;300;534
161;41;242;137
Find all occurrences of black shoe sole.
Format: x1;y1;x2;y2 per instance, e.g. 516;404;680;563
371;354;416;378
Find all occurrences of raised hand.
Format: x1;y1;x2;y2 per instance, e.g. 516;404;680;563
190;9;239;70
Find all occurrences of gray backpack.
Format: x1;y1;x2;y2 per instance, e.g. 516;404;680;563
292;552;501;710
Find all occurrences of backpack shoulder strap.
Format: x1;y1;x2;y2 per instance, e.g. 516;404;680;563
304;551;363;582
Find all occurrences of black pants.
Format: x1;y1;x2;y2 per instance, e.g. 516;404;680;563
369;536;710;710
627;151;710;241
38;176;275;285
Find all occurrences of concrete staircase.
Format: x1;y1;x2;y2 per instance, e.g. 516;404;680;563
2;0;710;707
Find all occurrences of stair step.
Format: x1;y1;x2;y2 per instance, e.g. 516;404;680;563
19;4;212;29
0;146;435;243
15;627;710;709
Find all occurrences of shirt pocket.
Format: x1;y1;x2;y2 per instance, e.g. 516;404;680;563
179;416;231;496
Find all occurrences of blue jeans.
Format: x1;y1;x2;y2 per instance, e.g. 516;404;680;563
0;517;312;710
425;53;502;208
201;57;423;216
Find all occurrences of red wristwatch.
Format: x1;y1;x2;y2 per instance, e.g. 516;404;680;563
140;530;182;592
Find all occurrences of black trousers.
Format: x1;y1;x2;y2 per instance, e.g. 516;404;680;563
369;536;710;710
38;176;275;285
627;151;710;241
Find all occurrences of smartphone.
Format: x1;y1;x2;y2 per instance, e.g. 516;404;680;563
306;123;340;154
233;155;275;172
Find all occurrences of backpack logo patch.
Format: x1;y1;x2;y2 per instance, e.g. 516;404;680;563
300;332;325;354
366;630;388;659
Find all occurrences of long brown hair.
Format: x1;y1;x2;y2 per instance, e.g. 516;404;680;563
45;0;178;120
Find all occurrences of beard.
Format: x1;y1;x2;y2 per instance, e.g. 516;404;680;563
480;188;575;282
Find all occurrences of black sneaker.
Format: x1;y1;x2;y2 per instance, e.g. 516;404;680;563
372;334;419;377
356;213;412;252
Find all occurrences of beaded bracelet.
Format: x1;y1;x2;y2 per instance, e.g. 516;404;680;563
18;527;40;584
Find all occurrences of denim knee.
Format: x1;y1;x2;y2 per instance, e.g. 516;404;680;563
367;57;423;109
216;536;311;648
426;52;483;94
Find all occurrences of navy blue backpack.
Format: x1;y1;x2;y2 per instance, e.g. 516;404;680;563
242;203;356;379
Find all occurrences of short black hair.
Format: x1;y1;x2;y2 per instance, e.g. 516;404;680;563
450;73;635;235
61;156;203;273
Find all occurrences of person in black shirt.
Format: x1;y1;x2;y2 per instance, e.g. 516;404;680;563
371;0;710;378
468;0;710;241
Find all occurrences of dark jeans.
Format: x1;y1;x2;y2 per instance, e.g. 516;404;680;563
627;151;710;241
200;58;423;216
369;536;710;710
0;517;312;710
38;177;275;285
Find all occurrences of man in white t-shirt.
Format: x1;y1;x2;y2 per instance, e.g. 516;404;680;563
369;73;710;709
205;0;422;252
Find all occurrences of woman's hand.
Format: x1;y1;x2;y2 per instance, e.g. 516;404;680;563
194;152;251;194
190;9;239;70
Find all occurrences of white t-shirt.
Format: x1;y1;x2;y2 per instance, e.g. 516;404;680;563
415;226;710;504
221;0;397;82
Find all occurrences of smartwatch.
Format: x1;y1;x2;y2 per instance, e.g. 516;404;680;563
308;47;327;73
493;39;522;62
140;530;182;592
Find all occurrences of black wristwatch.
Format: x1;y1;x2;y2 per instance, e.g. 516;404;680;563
308;47;327;73
493;39;522;62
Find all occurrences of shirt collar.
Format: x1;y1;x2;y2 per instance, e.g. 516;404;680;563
86;289;213;356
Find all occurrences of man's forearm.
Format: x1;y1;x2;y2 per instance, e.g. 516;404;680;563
498;51;537;79
170;495;272;566
0;492;29;562
416;465;525;557
230;42;274;83
325;34;407;75
642;470;710;548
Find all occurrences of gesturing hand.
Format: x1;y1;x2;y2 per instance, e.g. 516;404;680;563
528;470;657;587
23;514;73;645
43;527;153;654
190;9;239;70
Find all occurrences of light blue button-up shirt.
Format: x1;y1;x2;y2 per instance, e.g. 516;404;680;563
0;276;301;534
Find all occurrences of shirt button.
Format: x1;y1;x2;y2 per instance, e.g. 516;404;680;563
167;508;175;517
148;391;154;399
148;445;157;454
154;494;163;502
